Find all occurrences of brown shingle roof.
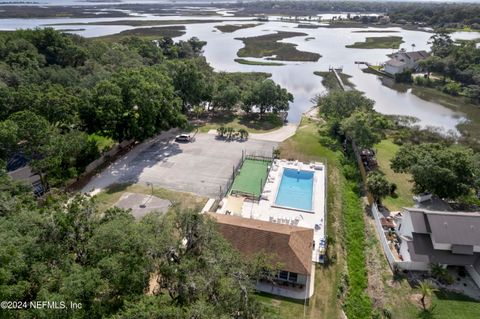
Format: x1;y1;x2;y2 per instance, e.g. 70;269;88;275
404;50;429;61
208;213;313;275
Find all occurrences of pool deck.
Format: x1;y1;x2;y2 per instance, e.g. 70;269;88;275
217;159;326;263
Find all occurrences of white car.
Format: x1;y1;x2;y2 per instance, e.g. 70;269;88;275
175;134;191;142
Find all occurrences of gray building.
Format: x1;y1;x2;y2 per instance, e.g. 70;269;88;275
396;208;480;287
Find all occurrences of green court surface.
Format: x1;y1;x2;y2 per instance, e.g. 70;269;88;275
230;159;271;197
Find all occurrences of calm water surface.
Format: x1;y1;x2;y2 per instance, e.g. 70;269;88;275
1;11;479;132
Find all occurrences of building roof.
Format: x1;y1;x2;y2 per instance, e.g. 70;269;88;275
404;50;429;61
407;233;480;265
406;208;480;247
208;213;313;275
386;58;406;67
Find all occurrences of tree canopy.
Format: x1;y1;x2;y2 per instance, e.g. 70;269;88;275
390;143;478;200
0;173;271;318
366;171;393;204
317;90;374;121
242;79;293;115
340;111;390;149
0;28;292;186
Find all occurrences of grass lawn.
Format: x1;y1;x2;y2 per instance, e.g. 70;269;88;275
230;159;270;197
94;183;207;213
431;290;480;319
215;23;262;33
234;58;284;66
236;31;321;62
375;139;414;211
346;36;404;49
196;112;283;134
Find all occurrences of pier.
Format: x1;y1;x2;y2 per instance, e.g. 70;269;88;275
328;66;347;91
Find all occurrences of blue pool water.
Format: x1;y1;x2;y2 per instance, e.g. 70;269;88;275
275;168;314;211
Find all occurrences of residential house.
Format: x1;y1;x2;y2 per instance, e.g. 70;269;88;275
384;50;429;75
208;213;315;299
396;208;480;287
378;15;391;25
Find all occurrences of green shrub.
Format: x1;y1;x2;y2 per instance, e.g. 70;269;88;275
342;179;373;318
414;76;435;87
395;70;413;83
442;82;462;96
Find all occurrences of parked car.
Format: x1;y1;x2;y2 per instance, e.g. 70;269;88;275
175;134;191;142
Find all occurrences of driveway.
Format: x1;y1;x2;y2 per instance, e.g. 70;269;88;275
82;133;277;198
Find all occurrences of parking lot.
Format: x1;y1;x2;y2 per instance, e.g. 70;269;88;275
83;132;277;198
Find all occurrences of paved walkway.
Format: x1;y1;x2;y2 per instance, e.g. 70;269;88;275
250;123;298;142
208;123;298;143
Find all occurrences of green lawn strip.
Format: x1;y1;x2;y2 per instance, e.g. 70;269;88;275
255;292;305;318
196;113;283;134
346;36;404;49
374;139;413;211
234;58;285;66
215;23;262;33
432;290;480;319
236;31;321;62
230;159;270;197
342;178;373;319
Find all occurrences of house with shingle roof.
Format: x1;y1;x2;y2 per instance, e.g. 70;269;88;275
384;50;429;75
209;213;315;299
396;208;480;287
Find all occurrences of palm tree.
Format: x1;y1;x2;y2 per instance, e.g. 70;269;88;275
225;127;235;140
418;280;438;311
411;43;416;52
216;126;226;138
238;128;249;140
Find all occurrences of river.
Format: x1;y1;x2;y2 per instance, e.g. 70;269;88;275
0;7;479;132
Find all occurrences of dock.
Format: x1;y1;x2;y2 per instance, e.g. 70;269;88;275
328;66;347;91
354;61;371;66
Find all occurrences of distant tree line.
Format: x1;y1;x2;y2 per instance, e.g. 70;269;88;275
388;3;480;29
417;32;480;103
0;29;292;187
233;1;480;29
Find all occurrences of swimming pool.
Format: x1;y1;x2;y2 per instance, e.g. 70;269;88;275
274;168;314;212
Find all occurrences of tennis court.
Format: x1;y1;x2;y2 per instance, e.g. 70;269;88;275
230;158;271;197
